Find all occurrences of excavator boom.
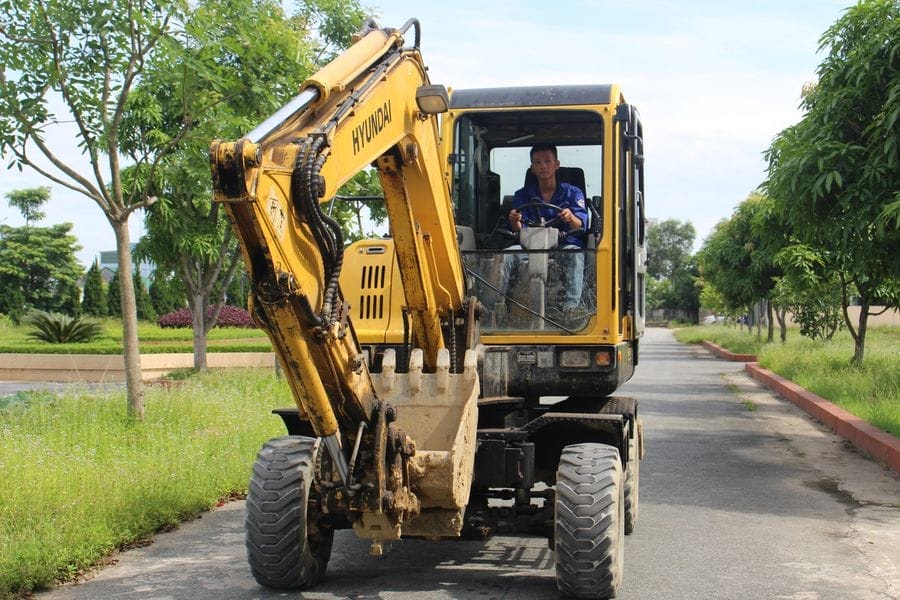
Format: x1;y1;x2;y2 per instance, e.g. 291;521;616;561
210;18;480;555
211;20;469;437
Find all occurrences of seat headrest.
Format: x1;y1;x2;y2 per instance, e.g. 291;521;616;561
524;166;586;196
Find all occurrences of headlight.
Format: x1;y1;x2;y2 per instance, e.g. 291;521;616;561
559;350;590;368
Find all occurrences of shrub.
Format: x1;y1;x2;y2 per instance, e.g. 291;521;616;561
81;260;107;317
157;305;255;329
107;270;121;317
157;309;193;328
149;269;186;316
133;271;157;322
215;305;255;327
24;310;103;343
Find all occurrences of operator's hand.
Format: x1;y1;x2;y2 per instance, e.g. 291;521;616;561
559;208;582;230
508;208;523;232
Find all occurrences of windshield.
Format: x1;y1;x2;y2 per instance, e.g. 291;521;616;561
451;109;604;334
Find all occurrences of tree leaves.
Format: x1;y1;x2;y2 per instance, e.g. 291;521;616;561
763;0;900;362
0;221;83;318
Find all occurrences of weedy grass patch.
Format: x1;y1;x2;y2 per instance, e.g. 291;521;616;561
0;370;288;597
759;332;899;438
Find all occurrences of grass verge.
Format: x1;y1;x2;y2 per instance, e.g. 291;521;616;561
673;325;767;356
0;370;287;598
675;325;900;438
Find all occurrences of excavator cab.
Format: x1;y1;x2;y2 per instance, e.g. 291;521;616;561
444;86;647;400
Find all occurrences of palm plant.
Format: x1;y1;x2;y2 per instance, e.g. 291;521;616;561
25;310;103;343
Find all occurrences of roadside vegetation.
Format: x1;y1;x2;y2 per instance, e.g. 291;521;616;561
675;324;900;438
0;317;270;354
697;1;899;367
0;369;288;597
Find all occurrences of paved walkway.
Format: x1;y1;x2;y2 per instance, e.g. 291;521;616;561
0;381;124;395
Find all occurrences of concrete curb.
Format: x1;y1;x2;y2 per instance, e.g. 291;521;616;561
744;362;900;475
701;340;758;362
0;352;277;383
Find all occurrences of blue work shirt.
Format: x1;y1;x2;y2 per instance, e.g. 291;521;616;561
512;182;588;248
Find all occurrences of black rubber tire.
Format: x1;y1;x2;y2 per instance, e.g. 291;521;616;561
246;436;333;589
555;443;624;599
623;418;641;535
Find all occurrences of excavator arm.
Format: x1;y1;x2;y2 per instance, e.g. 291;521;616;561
210;20;479;543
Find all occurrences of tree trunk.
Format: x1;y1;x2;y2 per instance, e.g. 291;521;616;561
840;277;869;366
113;220;144;420
192;292;208;371
852;298;869;366
765;299;774;343
755;302;763;338
775;305;787;343
745;304;753;334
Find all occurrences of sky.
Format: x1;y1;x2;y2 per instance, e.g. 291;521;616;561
0;0;853;267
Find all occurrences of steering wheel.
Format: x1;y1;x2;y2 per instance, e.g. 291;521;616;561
514;201;564;228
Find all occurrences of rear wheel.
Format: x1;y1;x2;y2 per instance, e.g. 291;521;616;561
246;436;333;589
624;418;641;534
554;443;624;599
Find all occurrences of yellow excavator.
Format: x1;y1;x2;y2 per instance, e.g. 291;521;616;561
210;18;646;599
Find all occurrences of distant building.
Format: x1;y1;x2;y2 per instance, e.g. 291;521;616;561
97;244;154;284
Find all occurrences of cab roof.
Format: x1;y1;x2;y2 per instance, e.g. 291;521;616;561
448;85;616;109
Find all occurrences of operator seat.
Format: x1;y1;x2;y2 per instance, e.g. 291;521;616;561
523;166;586;197
523;164;601;251
522;166;589;228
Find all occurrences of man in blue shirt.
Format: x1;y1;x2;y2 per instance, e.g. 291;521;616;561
503;144;588;321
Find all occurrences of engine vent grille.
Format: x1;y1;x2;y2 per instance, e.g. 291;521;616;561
358;265;387;320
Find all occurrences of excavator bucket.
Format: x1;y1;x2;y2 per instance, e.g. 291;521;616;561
369;347;480;538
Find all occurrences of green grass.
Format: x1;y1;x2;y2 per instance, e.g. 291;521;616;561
675;325;900;438
0;370;288;597
0;318;271;354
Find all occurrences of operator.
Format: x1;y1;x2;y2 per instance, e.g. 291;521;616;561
501;143;589;321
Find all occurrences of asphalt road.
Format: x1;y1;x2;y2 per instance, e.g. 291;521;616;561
39;328;900;600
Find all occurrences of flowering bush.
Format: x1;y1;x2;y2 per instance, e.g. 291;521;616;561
157;305;255;329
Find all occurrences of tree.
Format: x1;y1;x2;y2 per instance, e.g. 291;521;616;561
0;212;82;321
223;270;248;310
5;186;49;226
2;186;82;320
647;219;695;284
81;260;108;317
0;0;192;419
330;169;388;242
698;279;729;318
743;193;788;342
764;0;900;364
645;219;699;318
133;270;156;321
129;0;365;370
107;270;122;319
698;215;759;328
149;267;185;316
698;194;783;340
774;244;843;341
